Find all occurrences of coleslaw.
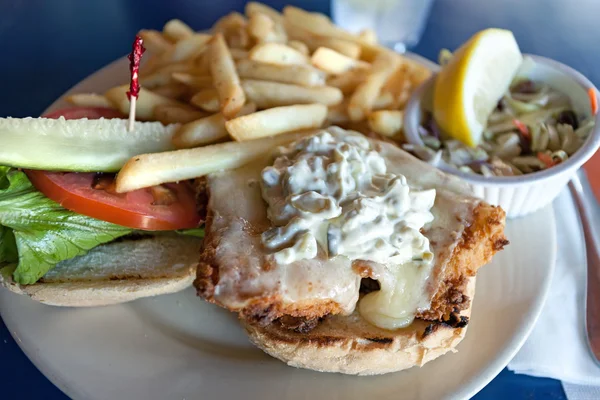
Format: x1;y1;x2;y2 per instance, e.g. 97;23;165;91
405;79;595;176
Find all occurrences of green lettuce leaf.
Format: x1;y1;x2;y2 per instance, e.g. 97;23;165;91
0;166;9;190
0;167;18;266
0;168;132;284
0;225;17;264
176;228;205;238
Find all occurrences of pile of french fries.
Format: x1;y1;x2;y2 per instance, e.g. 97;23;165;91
67;3;433;192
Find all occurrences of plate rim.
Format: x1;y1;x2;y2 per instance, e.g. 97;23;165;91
1;53;558;400
459;212;557;399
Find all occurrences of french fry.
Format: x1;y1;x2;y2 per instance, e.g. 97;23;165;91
229;26;250;49
138;30;172;54
327;69;365;94
242;80;342;108
372;91;394;110
245;3;288;43
383;63;412;109
283;6;362;45
140;54;165;76
326;102;350;125
282;5;385;62
154;104;206;125
225;103;327;141
229;48;249;60
190;88;220;112
358;29;377;45
214;12;249;49
215;11;247;31
395;88;411;109
306;37;361;59
140;63;196;88
152;83;189;100
208;33;246;118
248;13;275;42
163;19;195;42
173;113;227;148
283;6;332;32
236;59;325;87
192;51;212;74
105;85;191;120
367;110;404;137
359;44;392;63
240;101;258;115
66;93;115;109
172;103;256;149
172;73;213;90
116;130;311;193
409;63;433;86
383;64;409;95
271;22;288;43
245;2;282;22
105;4;429;147
285;21;378;63
348;52;399;121
283;21;316;44
249;42;307;65
288;40;309;56
158;34;212;66
311;47;369;75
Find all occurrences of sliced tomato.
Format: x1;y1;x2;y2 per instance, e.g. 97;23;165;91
26;107;201;231
43;106;125;120
26;170;200;230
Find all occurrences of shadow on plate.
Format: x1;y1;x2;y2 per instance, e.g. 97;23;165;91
126;287;268;362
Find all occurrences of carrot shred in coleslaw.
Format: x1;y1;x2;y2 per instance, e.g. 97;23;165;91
512;119;530;138
537;152;555;168
588;88;598;115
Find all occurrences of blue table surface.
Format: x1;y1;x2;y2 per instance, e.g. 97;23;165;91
2;0;596;398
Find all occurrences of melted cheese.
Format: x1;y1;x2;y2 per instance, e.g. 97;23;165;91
206;127;479;328
358;260;431;329
208;160;361;314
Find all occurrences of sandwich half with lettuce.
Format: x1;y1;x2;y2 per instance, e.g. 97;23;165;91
0;107;204;306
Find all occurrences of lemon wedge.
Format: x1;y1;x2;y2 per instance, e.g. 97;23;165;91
433;29;522;147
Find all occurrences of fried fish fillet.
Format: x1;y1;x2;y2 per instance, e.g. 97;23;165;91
195;132;507;329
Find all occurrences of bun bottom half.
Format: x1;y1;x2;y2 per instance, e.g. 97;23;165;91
243;278;475;376
0;235;202;307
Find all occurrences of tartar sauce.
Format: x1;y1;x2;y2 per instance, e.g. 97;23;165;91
260;128;436;269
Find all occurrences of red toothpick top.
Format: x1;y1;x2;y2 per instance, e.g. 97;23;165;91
127;35;145;131
127;35;145;100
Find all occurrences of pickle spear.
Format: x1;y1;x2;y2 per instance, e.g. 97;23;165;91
0;117;178;172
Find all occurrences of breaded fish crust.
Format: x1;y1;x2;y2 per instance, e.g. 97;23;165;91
195;132;508;330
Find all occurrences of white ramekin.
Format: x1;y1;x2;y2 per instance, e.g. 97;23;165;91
403;54;600;218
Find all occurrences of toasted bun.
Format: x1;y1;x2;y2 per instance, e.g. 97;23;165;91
243;278;475;376
0;235;201;307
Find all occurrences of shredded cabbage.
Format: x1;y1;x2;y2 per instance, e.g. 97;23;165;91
407;76;595;176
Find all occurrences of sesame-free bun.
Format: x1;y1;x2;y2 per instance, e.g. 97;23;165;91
243;278;475;376
0;235;201;307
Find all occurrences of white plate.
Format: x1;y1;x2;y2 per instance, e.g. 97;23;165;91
0;57;556;400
